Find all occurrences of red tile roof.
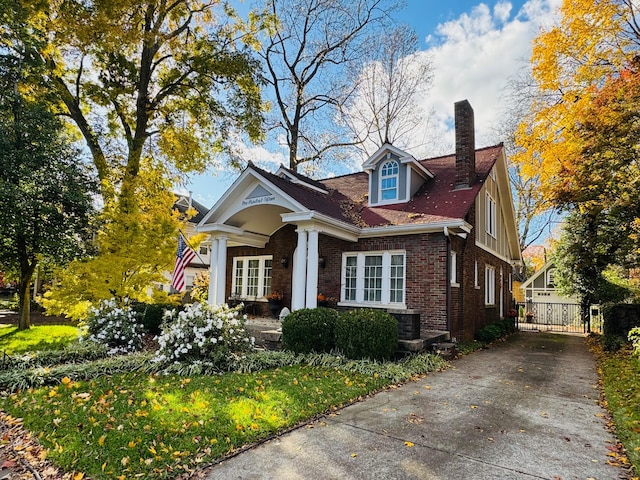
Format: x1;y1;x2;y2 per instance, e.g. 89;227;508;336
249;144;503;228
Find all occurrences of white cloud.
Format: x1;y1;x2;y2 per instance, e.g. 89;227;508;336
186;0;563;201
408;0;561;160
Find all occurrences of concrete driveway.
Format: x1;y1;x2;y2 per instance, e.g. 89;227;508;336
205;332;627;480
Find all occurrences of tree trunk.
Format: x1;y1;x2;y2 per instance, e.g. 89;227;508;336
17;275;31;330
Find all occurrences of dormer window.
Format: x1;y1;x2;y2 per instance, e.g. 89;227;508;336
380;160;399;201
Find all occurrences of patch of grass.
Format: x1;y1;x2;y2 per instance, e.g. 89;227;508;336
456;340;484;355
0;324;80;355
594;342;640;472
1;366;385;479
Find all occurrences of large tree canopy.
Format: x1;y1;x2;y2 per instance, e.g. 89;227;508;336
514;0;635;204
0;73;97;329
259;0;400;172
1;0;267;205
341;24;434;159
517;0;640;303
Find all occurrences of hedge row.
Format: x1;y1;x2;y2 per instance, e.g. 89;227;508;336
282;308;398;361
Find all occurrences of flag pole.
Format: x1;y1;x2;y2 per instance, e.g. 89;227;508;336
179;230;208;265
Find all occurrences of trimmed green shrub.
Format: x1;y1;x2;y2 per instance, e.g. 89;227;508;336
474;319;514;344
601;333;626;352
335;309;398;361
131;302;179;335
281;307;338;354
603;304;640;338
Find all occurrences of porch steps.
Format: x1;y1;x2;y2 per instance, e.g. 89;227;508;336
397;330;451;356
245;317;282;349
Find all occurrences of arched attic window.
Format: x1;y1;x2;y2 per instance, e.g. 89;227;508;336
380;160;399;201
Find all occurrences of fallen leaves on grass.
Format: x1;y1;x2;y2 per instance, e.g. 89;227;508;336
0;410;82;479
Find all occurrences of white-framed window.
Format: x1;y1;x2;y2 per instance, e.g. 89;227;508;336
546;268;556;287
474;260;479;288
450;251;458;286
341;251;405;306
380;160;399;201
232;255;273;299
486;193;497;238
199;245;208;255
485;265;496;305
344;256;358;301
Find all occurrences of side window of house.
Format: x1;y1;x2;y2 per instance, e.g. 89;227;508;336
474;260;479;288
380;160;399;201
232;255;273;299
485;265;496;305
450;251;458;285
486;193;496;237
341;251;405;305
199;245;208;255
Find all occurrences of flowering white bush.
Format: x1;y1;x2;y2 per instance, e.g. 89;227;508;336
152;302;255;364
83;298;145;355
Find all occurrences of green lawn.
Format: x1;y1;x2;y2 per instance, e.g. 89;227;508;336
1;366;384;479
0;324;80;354
597;344;640;472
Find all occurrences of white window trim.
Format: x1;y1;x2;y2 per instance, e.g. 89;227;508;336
450;251;459;287
231;255;273;300
485;265;496;305
339;250;406;308
486;192;497;238
546;268;556;288
377;160;400;205
474;260;480;289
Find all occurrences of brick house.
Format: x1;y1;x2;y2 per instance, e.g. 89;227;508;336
197;100;522;340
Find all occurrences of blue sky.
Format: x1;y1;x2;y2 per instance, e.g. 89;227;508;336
183;0;560;208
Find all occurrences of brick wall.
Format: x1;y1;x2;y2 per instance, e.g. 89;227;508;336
224;220;514;340
450;203;515;340
317;233;450;332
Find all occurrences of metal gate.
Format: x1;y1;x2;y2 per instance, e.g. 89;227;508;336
515;303;603;334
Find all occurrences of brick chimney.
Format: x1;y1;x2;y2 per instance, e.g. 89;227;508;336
454;99;476;189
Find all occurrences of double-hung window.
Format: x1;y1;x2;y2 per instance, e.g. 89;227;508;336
450;251;458;286
232;255;272;299
486;193;497;237
341;251;405;306
380;160;399;201
485;265;496;305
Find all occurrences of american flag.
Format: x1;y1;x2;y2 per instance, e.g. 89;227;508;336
171;233;197;292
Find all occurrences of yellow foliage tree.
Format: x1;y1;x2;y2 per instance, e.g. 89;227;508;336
514;0;634;204
42;161;198;319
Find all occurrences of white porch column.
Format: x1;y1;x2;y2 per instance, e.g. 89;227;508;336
305;230;319;308
208;238;219;305
215;236;228;306
291;229;307;310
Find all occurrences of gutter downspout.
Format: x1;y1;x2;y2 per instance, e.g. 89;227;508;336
444;227;451;336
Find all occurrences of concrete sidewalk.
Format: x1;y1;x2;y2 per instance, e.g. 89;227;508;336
205;332;627;480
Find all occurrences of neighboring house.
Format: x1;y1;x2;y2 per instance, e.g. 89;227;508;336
520;261;578;306
158;194;211;293
518;261;589;331
196;100;522;340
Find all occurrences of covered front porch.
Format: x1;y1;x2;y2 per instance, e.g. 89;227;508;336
196;167;357;313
